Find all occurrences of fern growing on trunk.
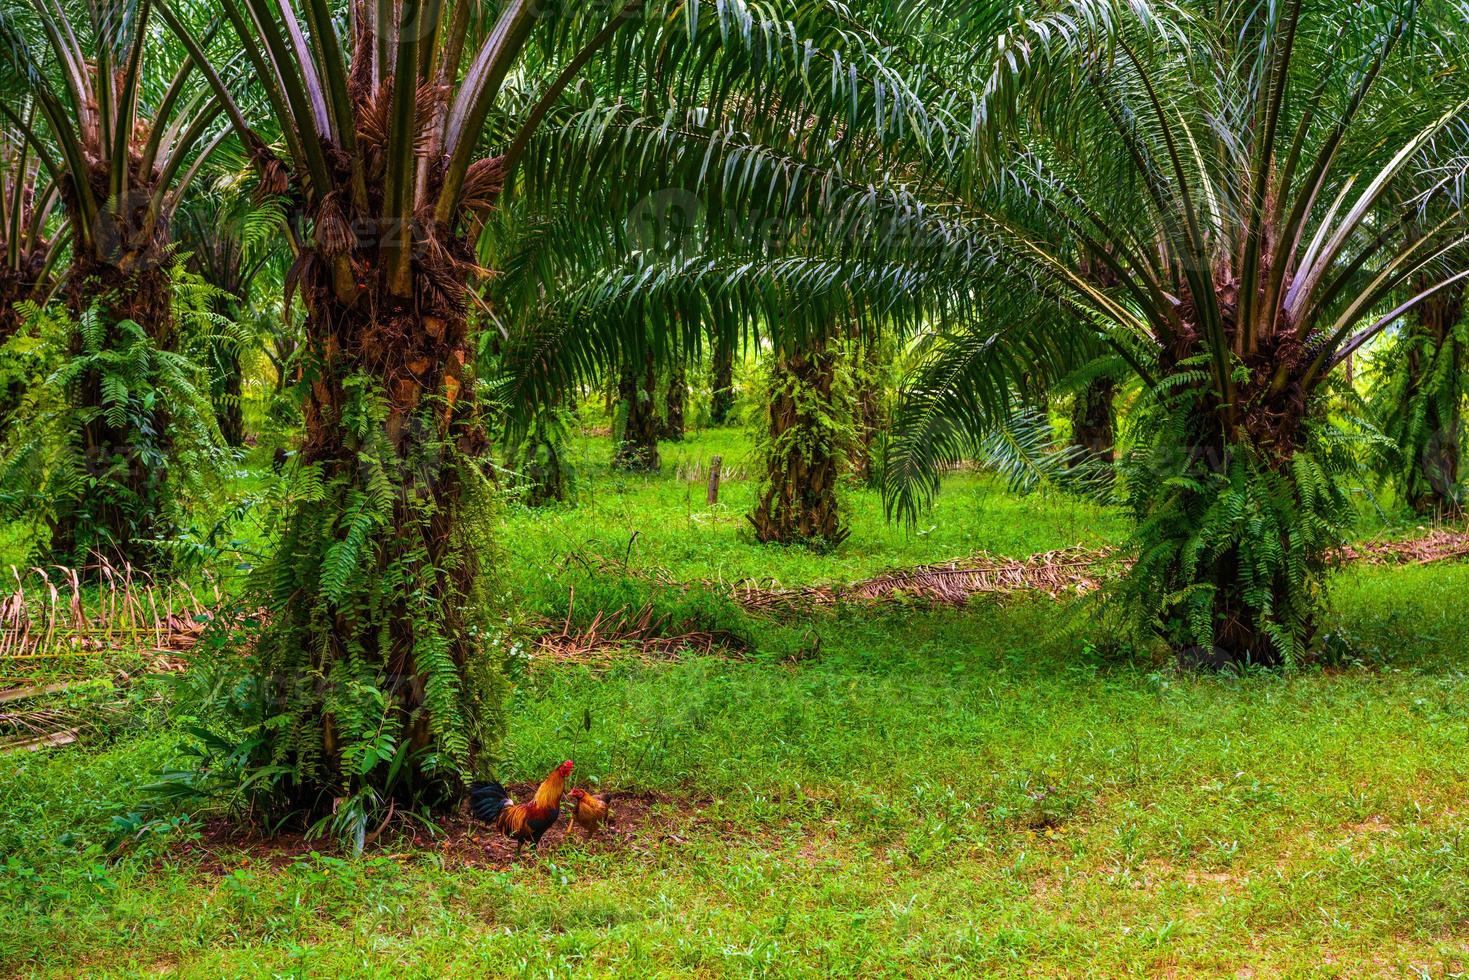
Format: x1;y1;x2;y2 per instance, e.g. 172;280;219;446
0;270;227;565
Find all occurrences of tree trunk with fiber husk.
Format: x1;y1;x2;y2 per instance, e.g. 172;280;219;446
1402;282;1466;515
1137;319;1335;672
614;350;661;471
1071;377;1116;468
55;163;177;566
709;335;735;425
748;344;849;547
664;364;687;440
1073;253;1119;474
261;212;495;817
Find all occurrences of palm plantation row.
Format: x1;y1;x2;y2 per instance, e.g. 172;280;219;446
3;0;1469;843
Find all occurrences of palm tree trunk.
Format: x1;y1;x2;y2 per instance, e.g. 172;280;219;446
709;334;735;425
664;364;687;440
1403;282;1466;515
262;240;492;811
56;246;176;565
511;408;570;506
748;344;849;547
1071;377;1116;466
1145;345;1327;670
614;350;660;471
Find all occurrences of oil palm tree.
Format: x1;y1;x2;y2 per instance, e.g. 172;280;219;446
0;0;233;563
527;0;1469;661
1370;195;1469;516
165;0;902;833
874;0;1469;663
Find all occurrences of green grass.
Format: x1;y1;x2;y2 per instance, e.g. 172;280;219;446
501;425;1129;591
4;426;1469;976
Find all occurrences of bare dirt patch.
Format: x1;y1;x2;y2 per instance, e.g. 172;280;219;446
176;787;683;873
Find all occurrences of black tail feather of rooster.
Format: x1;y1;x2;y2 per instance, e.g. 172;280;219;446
469;781;511;824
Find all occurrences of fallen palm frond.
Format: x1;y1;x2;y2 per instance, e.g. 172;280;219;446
1;729;81;754
0;558;212;693
732;546;1119;613
531;588;746;665
729;525;1469;613
0;674;159;755
1333;527;1469;566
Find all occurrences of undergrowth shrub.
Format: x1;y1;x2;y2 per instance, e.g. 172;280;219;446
0;269;228;566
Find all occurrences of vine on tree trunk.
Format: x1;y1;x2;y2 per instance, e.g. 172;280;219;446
748;342;855;548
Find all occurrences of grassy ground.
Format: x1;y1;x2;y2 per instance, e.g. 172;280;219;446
4;427;1469;977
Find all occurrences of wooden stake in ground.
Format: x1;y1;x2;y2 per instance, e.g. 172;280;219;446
707;456;722;505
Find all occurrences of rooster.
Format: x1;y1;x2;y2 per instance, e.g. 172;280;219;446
567;788;612;835
469;760;573;854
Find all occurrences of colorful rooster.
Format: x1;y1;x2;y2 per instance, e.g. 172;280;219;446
469;760;573;854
